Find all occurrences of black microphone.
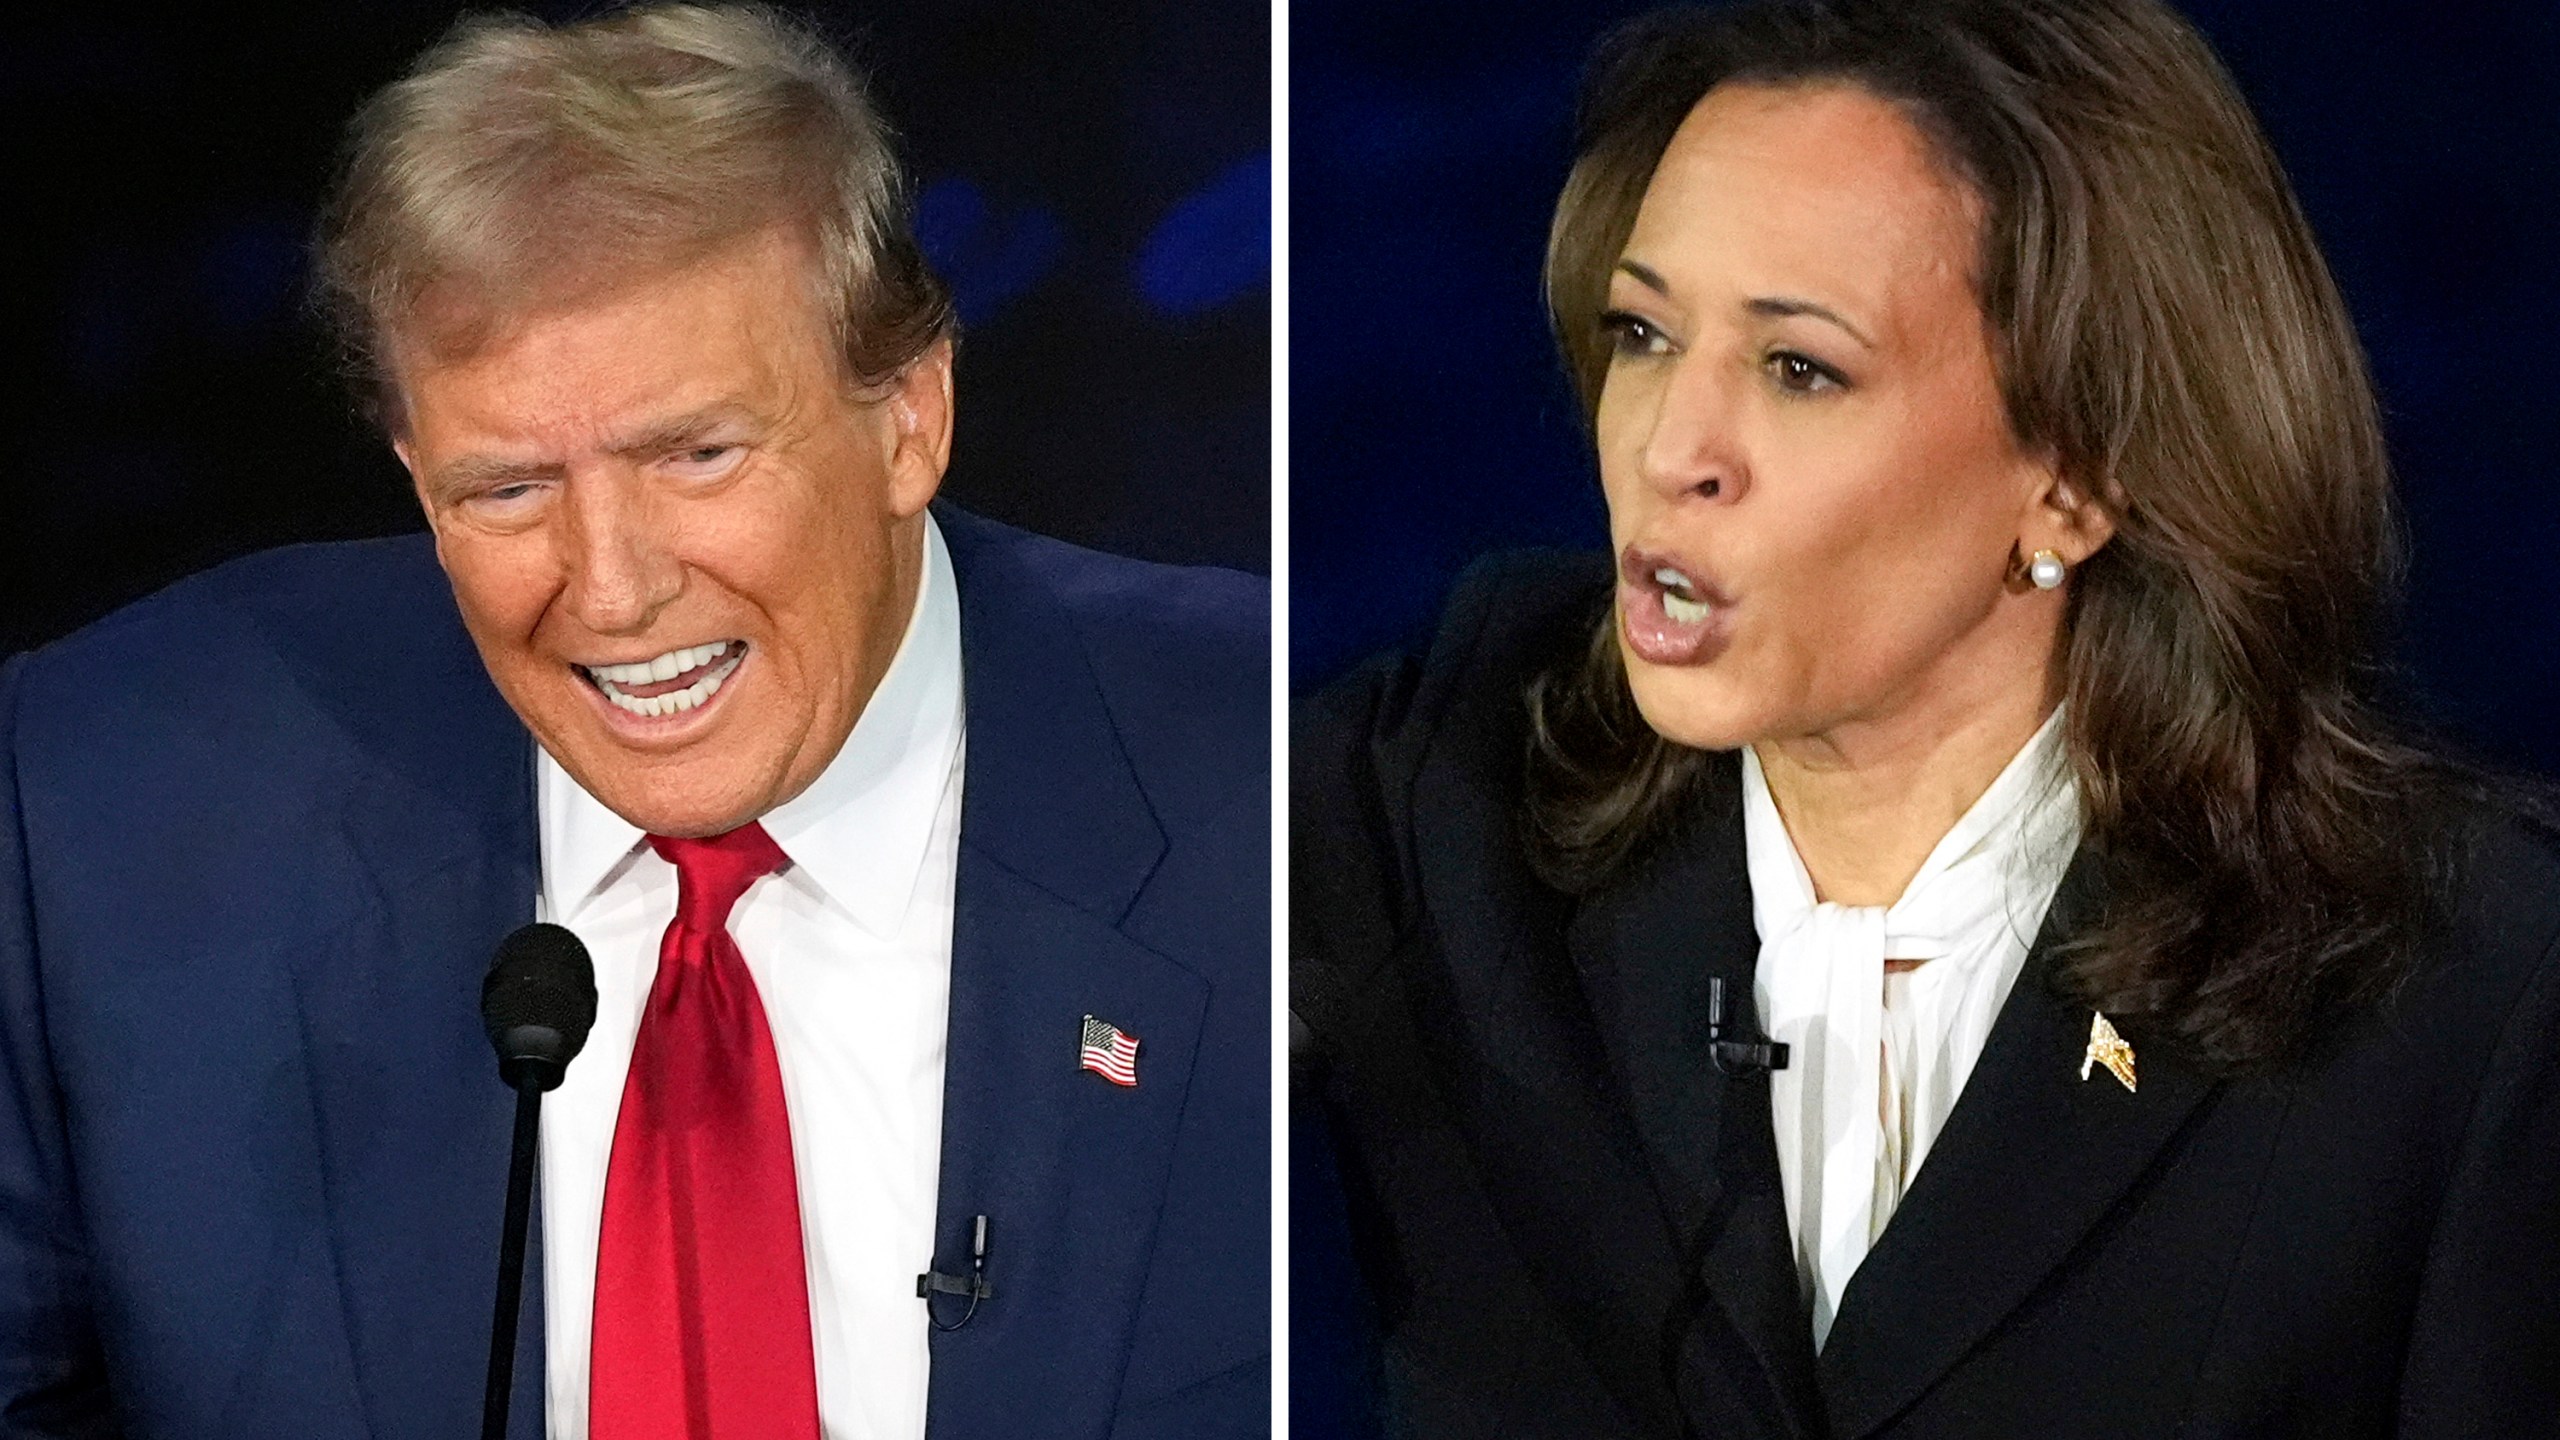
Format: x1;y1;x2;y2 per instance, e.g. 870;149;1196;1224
1705;975;1789;1077
918;1213;996;1331
479;923;597;1440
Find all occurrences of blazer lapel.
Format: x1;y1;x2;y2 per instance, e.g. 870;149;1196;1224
1563;761;1822;1440
923;513;1200;1439
273;579;547;1440
1816;851;2222;1438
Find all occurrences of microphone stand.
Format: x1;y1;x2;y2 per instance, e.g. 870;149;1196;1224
482;1075;544;1440
477;921;594;1440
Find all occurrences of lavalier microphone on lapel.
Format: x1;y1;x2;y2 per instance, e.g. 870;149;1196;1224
1706;976;1790;1077
918;1214;996;1331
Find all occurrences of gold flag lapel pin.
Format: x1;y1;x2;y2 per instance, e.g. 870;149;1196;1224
2081;1012;2137;1093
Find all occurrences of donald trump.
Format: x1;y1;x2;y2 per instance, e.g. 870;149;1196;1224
0;6;1268;1438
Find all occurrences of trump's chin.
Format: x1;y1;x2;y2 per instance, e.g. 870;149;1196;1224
563;750;788;840
518;678;803;840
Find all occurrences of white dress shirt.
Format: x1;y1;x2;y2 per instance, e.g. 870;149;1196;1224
535;513;964;1440
1746;709;2079;1351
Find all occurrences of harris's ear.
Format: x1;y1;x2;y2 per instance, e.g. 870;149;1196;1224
2022;461;2118;568
879;337;956;519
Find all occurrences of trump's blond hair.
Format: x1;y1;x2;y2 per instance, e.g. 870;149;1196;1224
314;2;953;430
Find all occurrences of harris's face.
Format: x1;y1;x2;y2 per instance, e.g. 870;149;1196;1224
1596;82;2077;754
395;227;954;837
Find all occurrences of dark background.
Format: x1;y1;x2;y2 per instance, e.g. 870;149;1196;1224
0;0;1270;660
1291;1;2560;1434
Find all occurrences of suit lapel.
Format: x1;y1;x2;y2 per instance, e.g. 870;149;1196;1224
1816;851;2222;1438
922;512;1199;1439
272;571;547;1440
1562;759;1821;1440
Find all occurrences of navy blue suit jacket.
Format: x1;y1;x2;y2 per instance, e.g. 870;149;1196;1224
0;506;1270;1438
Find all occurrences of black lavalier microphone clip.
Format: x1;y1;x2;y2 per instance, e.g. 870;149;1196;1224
1706;976;1790;1077
917;1214;995;1331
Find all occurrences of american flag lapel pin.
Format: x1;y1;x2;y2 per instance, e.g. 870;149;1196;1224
1078;1014;1139;1088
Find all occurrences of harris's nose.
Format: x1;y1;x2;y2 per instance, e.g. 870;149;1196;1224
556;470;682;636
1634;358;1749;505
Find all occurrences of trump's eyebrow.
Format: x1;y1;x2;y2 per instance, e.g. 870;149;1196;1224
1613;260;1877;350
422;403;763;498
601;402;761;459
426;453;555;498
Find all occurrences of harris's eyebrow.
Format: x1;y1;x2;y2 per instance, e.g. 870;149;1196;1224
1744;295;1876;350
1613;260;1878;351
1616;259;1676;302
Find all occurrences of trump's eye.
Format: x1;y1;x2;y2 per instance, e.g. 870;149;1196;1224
665;444;745;478
1765;349;1847;396
1599;310;1674;358
460;480;548;515
447;478;551;532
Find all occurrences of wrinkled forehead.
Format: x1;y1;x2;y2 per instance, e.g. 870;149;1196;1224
375;215;838;431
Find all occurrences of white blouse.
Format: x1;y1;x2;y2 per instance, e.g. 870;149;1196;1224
1744;709;2080;1351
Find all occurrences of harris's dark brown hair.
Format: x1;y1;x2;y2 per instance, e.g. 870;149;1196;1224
1527;0;2457;1073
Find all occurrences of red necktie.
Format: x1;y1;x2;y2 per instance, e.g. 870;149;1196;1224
590;824;821;1440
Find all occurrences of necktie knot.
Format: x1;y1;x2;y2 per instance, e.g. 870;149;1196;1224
649;823;788;933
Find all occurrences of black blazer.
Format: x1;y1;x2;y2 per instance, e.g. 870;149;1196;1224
1291;552;2560;1439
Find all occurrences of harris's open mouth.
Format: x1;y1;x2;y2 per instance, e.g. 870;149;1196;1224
1618;547;1733;666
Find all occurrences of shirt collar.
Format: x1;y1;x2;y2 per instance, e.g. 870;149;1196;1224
1743;706;2080;955
539;511;966;937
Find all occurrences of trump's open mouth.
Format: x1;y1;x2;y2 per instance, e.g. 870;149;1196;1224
577;641;747;718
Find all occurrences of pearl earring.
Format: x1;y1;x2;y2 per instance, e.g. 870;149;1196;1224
2028;549;2067;590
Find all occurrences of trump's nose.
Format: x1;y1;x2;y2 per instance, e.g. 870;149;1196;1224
556;469;683;636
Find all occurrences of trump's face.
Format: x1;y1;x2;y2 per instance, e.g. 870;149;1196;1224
1596;82;2103;758
395;226;953;837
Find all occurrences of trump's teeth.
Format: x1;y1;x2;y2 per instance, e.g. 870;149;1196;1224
1662;591;1713;626
585;641;733;686
591;643;743;718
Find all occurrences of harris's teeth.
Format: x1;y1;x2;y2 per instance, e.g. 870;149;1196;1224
1662;591;1713;625
1650;564;1710;622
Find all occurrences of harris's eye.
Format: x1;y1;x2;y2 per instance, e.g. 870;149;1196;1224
1599;309;1674;358
1765;349;1848;395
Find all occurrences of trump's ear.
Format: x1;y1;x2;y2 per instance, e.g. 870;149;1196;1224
880;337;955;519
388;435;458;573
390;435;434;527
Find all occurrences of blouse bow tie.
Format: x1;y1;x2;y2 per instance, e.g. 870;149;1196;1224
1742;714;2080;1350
